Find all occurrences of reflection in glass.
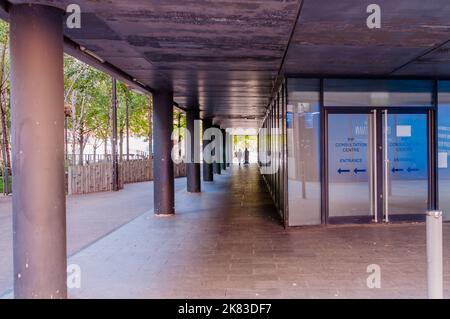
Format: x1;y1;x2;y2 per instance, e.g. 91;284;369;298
287;79;321;225
438;81;450;221
384;114;428;216
324;79;433;107
328;114;372;218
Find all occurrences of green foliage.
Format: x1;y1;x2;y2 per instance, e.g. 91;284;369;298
1;22;155;160
0;20;8;44
64;55;152;147
116;81;151;137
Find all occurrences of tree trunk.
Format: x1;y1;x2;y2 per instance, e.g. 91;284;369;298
125;89;129;161
0;96;10;169
104;103;110;158
71;92;77;166
0;37;10;170
78;129;84;166
119;127;123;162
93;140;97;163
71;122;77;166
148;96;153;157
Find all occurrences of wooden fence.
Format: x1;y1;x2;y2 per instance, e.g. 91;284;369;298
121;159;153;184
68;159;186;195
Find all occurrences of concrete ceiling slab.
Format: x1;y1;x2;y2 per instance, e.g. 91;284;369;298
8;0;450;128
9;0;300;128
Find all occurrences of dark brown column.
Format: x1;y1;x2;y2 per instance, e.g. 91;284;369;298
226;132;231;167
202;119;214;182
221;129;226;170
186;109;201;192
213;125;221;175
153;91;174;215
10;4;67;298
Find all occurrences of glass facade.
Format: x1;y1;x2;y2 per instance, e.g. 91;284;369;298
286;79;321;225
438;81;450;221
260;78;448;226
258;81;286;221
324;79;433;107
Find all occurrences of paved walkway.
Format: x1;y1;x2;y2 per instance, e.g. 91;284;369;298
1;165;450;298
0;178;187;296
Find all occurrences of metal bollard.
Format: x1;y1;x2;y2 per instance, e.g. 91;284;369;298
426;210;443;299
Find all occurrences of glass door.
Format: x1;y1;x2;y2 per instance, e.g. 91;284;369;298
382;111;428;221
327;109;429;223
327;112;376;222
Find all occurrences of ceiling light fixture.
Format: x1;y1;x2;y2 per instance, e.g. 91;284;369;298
79;46;105;63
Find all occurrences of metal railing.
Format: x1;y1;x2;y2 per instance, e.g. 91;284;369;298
66;152;152;165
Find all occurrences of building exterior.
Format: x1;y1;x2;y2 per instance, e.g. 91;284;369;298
261;78;450;227
3;0;450;298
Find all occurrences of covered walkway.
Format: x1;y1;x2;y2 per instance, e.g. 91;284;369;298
2;165;443;298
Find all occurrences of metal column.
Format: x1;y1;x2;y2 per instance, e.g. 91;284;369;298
226;132;231;167
221;129;227;170
148;96;153;157
186;109;201;192
202;119;214;182
214;125;221;175
125;89;130;161
153;91;175;215
10;4;67;298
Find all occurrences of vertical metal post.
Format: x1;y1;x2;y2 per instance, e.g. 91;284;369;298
202;119;214;181
148;95;153;157
64;117;68;161
10;4;67;298
214;125;221;175
178;111;182;158
111;78;119;191
426;210;443;299
319;79;328;224
153;91;175;215
227;132;231;167
221;129;226;170
383;110;389;222
186;109;201;192
126;89;130;161
230;134;234;165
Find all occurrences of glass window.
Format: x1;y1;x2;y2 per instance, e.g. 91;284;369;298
287;78;321;225
438;81;450;221
324;79;433;107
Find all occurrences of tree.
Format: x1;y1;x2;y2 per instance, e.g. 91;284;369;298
0;20;10;171
64;55;111;165
116;82;151;160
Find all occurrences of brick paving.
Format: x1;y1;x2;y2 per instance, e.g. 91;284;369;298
0;179;187;297
1;165;450;298
67;165;449;298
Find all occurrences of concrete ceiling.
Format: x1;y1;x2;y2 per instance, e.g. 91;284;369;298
284;0;450;77
7;0;450;128
9;0;301;128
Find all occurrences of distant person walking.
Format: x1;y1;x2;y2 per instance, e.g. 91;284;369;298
236;149;243;166
244;148;250;165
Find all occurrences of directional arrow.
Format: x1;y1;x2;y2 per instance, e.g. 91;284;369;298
392;167;404;173
407;167;419;173
354;168;366;174
338;168;350;174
